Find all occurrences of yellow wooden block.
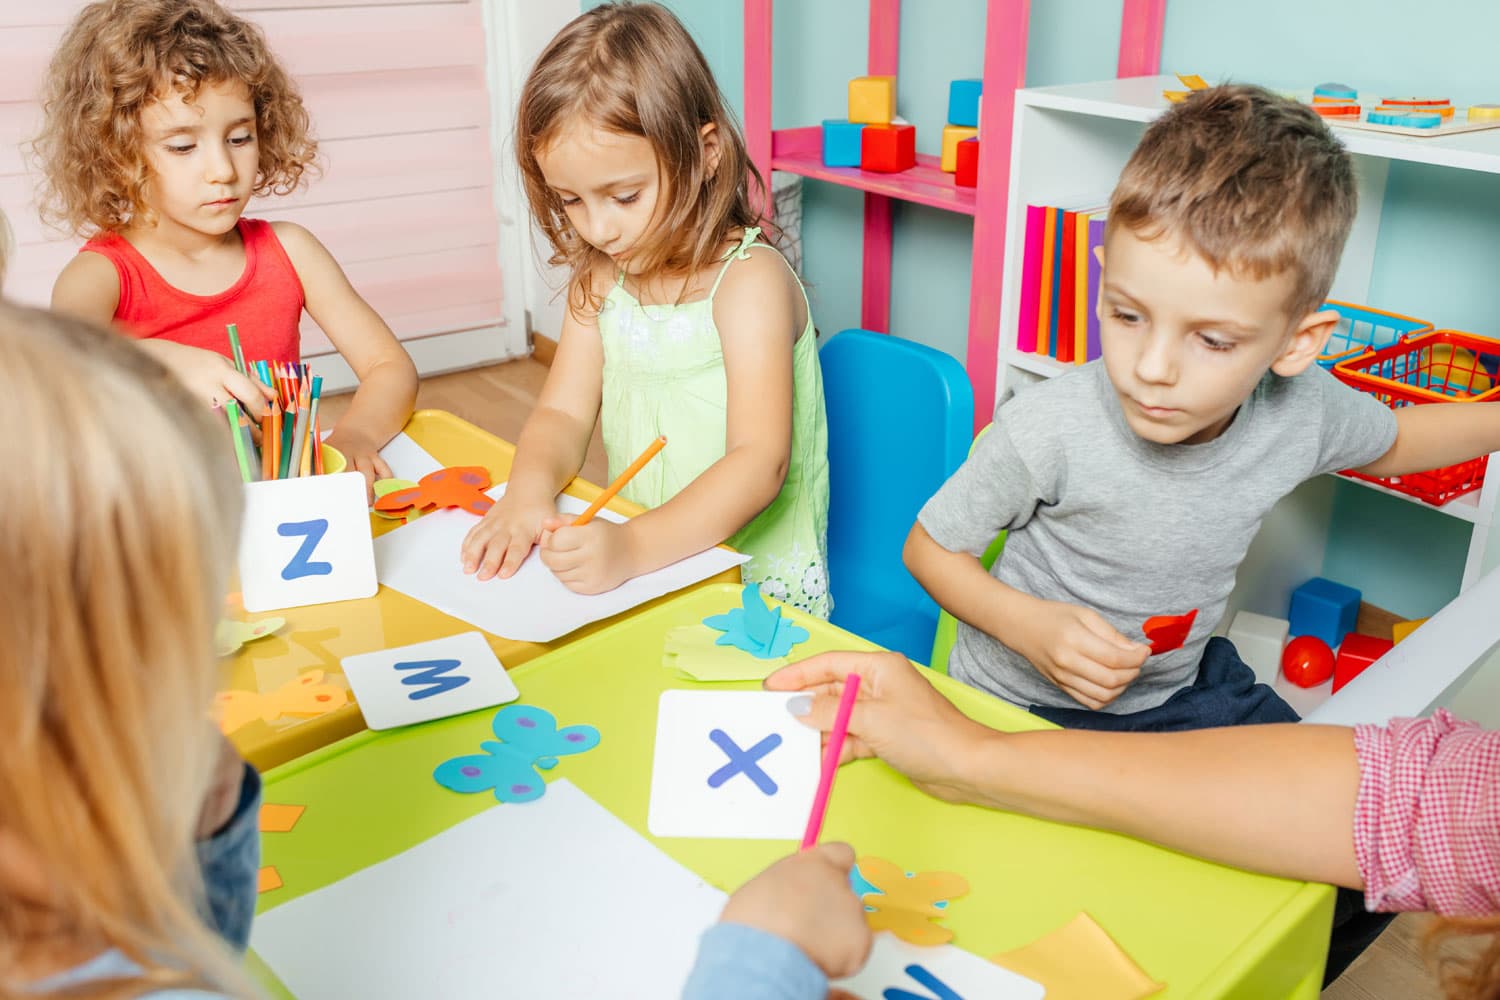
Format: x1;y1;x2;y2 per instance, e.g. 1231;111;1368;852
1392;618;1428;644
940;124;979;172
849;75;896;125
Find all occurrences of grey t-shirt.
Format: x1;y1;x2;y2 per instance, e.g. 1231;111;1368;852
918;360;1397;714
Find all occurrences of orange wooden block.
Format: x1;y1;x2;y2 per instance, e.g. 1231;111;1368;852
258;866;284;893
259;803;306;833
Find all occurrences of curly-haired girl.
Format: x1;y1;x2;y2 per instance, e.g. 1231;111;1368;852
38;0;416;489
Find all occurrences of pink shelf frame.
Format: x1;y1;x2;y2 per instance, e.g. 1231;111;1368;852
744;0;1166;430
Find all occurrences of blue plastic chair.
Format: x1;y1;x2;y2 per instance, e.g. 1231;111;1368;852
819;329;975;664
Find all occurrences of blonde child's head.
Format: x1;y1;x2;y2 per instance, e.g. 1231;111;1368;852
0;304;249;995
34;0;317;237
1096;84;1357;447
516;1;765;311
1108;84;1356;322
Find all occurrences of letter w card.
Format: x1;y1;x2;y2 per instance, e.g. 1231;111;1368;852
238;473;377;612
341;631;518;730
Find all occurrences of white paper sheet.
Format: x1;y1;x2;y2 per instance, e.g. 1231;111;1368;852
374;484;748;642
648;690;821;840
251;780;727;1000
835;933;1046;999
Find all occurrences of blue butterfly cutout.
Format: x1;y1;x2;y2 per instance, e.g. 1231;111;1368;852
703;583;810;659
433;704;601;803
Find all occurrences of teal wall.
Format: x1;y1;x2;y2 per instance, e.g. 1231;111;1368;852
586;0;1500;617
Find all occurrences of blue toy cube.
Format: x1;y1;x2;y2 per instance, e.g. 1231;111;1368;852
822;119;865;167
948;79;983;128
1288;577;1361;647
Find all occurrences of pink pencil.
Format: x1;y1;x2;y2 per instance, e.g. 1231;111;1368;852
800;673;861;850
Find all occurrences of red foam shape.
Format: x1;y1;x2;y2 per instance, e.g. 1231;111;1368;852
1143;608;1198;655
1282;635;1335;688
861;123;916;173
373;465;495;516
955;137;979;188
1333;633;1394;693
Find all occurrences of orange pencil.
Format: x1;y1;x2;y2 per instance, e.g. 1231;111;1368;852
261;413;273;480
572;435;666;526
269;405;282;481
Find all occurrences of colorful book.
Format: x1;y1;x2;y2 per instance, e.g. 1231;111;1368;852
1036;208;1057;356
1073;211;1090;364
1085;213;1107;362
1057;210;1077;364
1016;205;1045;354
1047;207;1063;358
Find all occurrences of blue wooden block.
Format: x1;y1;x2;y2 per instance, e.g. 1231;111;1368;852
948;79;983;128
1288;577;1361;648
822;119;865;167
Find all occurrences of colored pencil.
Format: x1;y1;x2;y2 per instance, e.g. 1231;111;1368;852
572;434;666;526
261;412;274;480
800;673;861;850
302;396;320;477
226;323;246;376
289;388;311;478
224;401;253;483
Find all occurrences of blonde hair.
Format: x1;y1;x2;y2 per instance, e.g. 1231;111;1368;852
0;304;252;998
1108;84;1356;320
34;0;317;237
516;1;767;314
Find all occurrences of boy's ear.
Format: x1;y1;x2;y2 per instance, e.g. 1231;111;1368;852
1270;307;1339;377
700;122;722;175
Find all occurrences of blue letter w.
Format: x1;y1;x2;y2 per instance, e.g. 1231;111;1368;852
394;659;470;701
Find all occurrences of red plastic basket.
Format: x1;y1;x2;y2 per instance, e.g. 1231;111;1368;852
1332;329;1500;506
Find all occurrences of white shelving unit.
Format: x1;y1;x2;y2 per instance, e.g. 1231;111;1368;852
992;76;1500;639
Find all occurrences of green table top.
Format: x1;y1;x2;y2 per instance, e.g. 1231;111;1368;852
254;583;1334;998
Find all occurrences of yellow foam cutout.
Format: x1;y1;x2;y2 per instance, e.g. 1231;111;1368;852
992;911;1164;1000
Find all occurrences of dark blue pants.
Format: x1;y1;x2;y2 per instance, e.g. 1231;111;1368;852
1029;636;1390;985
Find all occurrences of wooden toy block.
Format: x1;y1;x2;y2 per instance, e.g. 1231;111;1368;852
1391;618;1428;644
940;124;978;172
1288;577;1360;648
955;137;979;187
1333;633;1394;693
861;123;915;173
822;119;865;168
948;78;983;128
1226;610;1289;686
848;75;896;125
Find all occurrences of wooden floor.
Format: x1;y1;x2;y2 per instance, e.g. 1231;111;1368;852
325;357;1441;1000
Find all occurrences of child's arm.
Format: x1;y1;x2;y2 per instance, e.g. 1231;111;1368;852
272;223;418;487
52;253;276;418
537;250;798;595
682;843;871;998
769;651;1365;891
461;284;606;580
1357;401;1500;479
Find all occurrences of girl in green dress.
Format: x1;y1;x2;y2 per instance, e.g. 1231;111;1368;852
462;2;831;617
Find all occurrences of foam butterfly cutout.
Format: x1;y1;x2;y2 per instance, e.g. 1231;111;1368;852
214;616;286;658
433;704;601;803
214;670;349;735
373;466;495;517
856;855;970;946
1143;608;1198;655
371;478;422;522
703;583;810;659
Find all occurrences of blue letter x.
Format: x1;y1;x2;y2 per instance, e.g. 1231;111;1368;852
706;729;782;795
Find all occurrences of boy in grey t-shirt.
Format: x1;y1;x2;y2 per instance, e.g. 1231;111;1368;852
907;85;1500;731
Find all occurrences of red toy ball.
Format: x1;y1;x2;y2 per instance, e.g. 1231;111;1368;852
1282;635;1336;688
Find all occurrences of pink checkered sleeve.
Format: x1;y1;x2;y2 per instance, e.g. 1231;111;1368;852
1353;709;1500;916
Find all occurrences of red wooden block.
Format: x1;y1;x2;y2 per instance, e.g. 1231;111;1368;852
1333;633;1394;693
955;137;980;187
861;123;916;173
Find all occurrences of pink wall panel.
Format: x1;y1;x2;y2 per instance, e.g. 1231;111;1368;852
0;0;502;351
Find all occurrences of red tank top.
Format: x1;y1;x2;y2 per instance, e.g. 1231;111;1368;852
82;218;305;364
